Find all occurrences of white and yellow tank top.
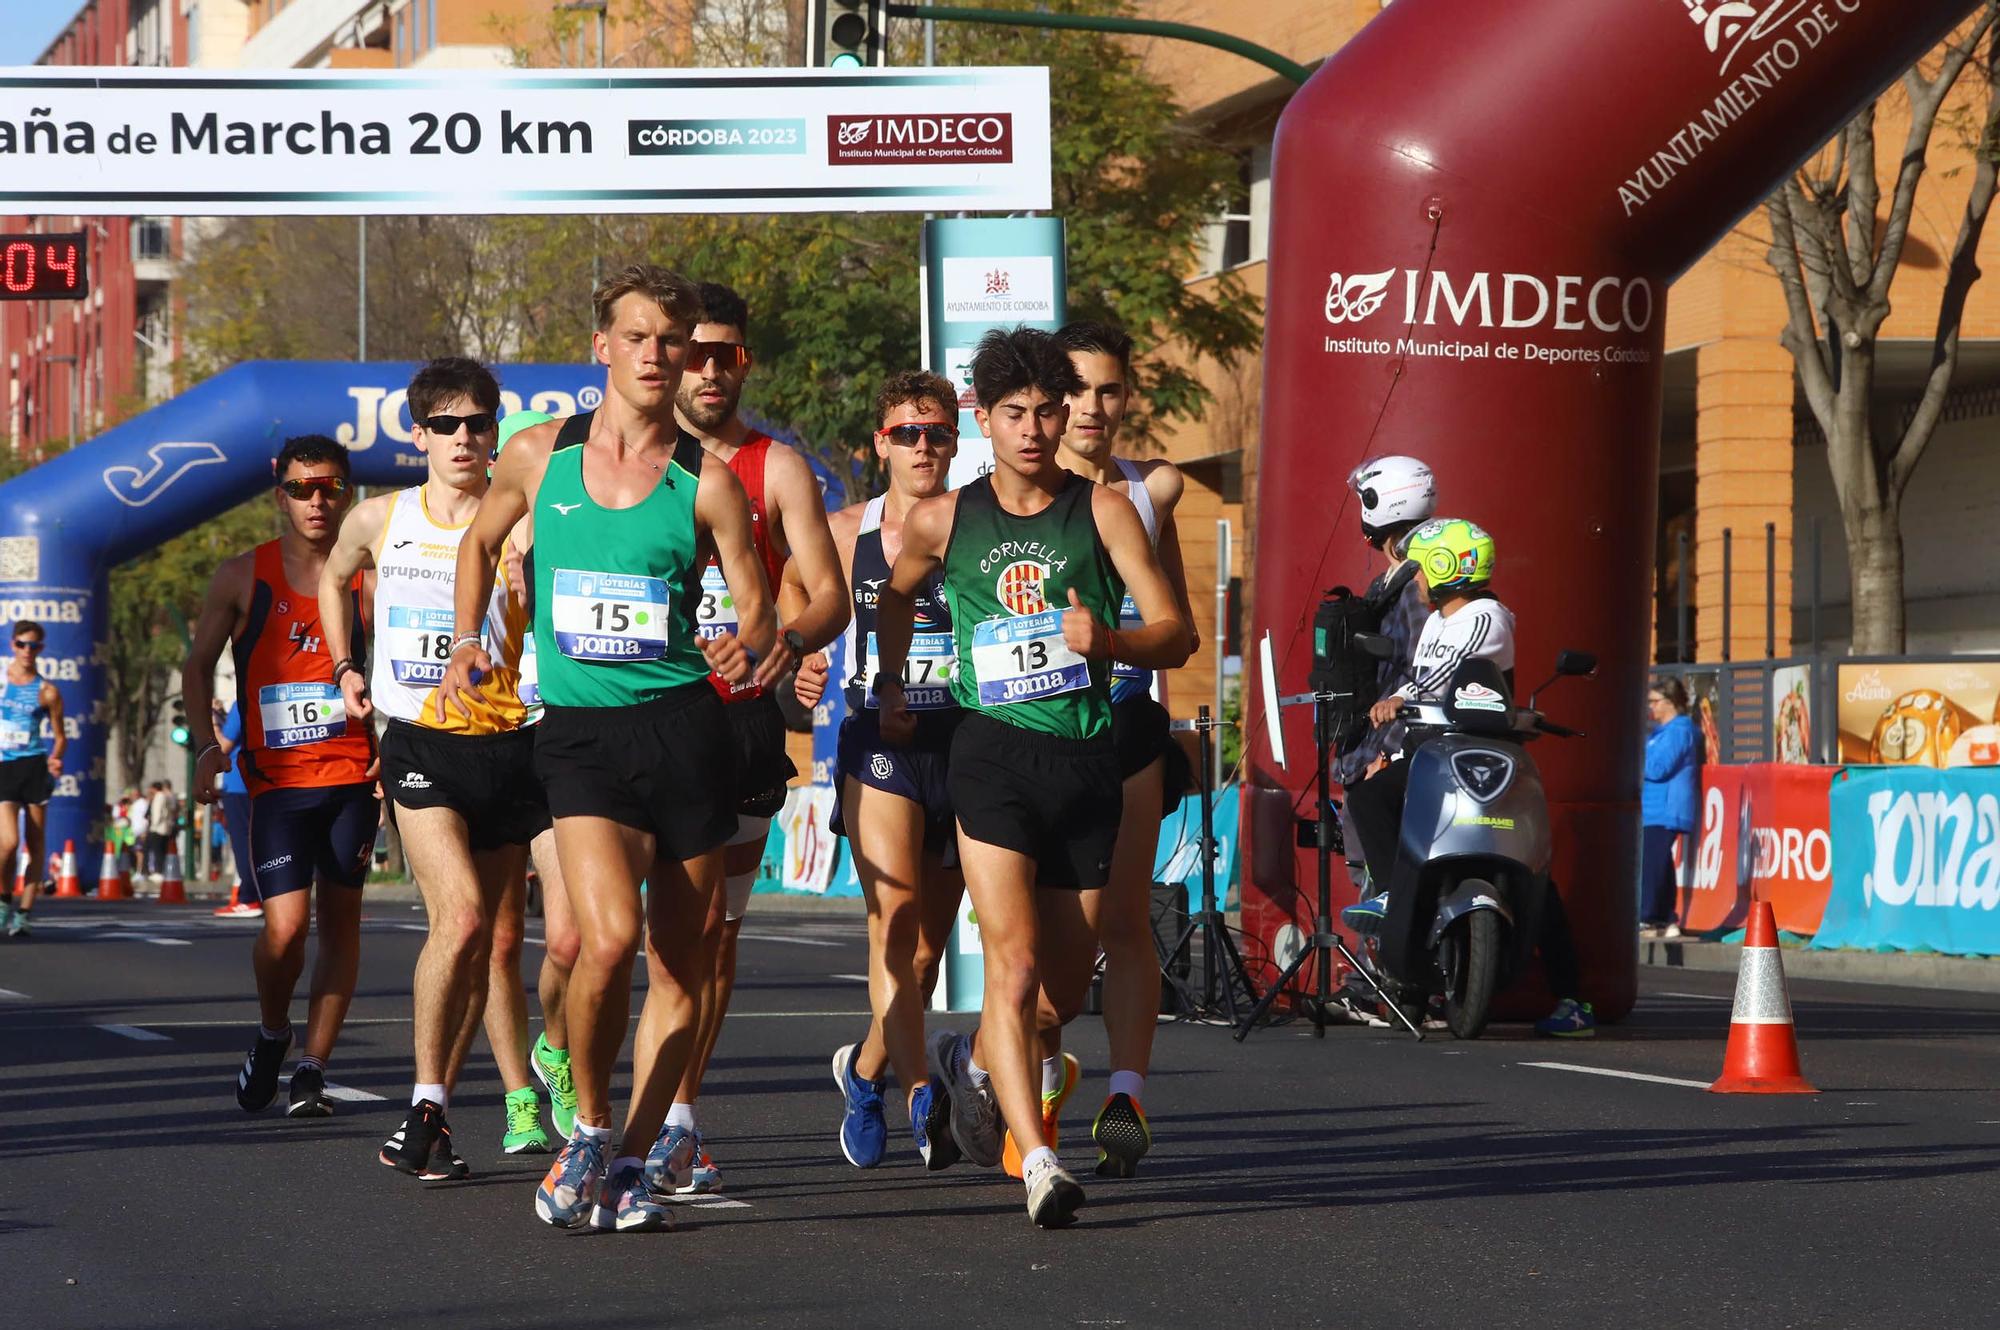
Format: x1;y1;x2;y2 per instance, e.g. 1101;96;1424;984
370;484;528;734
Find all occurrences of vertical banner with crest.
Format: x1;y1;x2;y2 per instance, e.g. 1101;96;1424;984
920;217;1068;488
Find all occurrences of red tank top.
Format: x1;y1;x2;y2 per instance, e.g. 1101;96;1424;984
702;433;786;701
233;540;374;794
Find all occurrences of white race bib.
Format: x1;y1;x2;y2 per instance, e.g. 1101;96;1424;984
551;569;672;662
0;718;31;753
258;682;346;749
518;631;541;715
970;610;1090;708
864;631;956;710
383;604;458;687
695;564;738;640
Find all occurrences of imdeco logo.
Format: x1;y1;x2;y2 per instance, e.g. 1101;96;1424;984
1679;0;1811;75
827;114;1013;166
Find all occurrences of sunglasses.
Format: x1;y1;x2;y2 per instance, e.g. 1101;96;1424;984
280;476;351;501
687;341;750;372
13;639;42;651
875;422;959;448
418;412;498;436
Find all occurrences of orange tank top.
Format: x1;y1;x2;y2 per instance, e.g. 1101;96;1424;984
233;540;374;794
699;433;787;701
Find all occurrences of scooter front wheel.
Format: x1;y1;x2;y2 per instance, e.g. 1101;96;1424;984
1441;902;1501;1039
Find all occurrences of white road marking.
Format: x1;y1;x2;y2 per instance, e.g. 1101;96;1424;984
1521;1061;1711;1090
737;933;844;949
4;1010;872;1033
322;1082;388;1103
1655;991;1733;1002
96;1023;171;1041
830;974;870;984
97;933;193;946
666;1195;752;1209
0;987;29;1002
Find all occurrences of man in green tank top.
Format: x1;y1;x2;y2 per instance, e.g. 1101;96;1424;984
872;326;1190;1228
440;264;778;1235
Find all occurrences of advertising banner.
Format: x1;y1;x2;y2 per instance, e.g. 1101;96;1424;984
1814;766;2000;955
777;785;840;895
921;217;1068;486
1771;662;1814;764
1834;658;2000;768
0;67;1051;215
1677;762;1835;935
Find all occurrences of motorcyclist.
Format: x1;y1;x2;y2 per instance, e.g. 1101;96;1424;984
1338;517;1595;1037
1333;457;1438;802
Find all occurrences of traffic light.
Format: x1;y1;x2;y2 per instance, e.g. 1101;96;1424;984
808;0;886;68
169;695;190;748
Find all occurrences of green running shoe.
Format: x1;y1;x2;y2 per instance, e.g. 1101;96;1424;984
532;1033;577;1140
503;1086;554;1154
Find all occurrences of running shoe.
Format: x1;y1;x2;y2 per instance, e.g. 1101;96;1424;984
286;1064;334;1118
1092;1092;1152;1179
536;1132;606;1227
832;1042;888;1168
1340;894;1389;933
592;1164;675;1233
6;908;29;938
643;1122;696;1197
531;1033;577;1140
1023;1154;1085;1229
380;1099;470;1179
1534;998;1597;1038
235;1026;291;1113
503;1086;554;1154
911;1081;960;1172
0;897;13;933
680;1131;721;1194
1003;1051;1080;1179
927;1029;1001;1168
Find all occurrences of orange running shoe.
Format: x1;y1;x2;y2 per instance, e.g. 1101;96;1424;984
1002;1051;1080;1179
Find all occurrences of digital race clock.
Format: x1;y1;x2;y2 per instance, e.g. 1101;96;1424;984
0;233;88;301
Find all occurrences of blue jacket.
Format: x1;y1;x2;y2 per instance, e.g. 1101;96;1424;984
1643;713;1701;831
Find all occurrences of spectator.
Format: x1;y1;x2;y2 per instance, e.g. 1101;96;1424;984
149;779;180;874
213;701;259;914
126;786;150;875
1641;678;1701;938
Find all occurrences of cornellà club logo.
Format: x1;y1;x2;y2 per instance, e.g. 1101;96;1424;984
827;114;1013;166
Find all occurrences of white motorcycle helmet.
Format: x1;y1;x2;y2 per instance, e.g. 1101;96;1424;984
1348;455;1437;544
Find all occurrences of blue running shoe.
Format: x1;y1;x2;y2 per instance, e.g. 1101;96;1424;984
911;1080;961;1172
644;1122;696;1196
1340;893;1389;934
592;1164;676;1233
679;1131;721;1195
535;1132;605;1228
832;1042;888;1168
1534;998;1597;1038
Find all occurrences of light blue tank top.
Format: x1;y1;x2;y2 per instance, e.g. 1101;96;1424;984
0;676;48;761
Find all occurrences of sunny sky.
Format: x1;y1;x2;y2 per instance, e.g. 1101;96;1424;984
0;0;85;66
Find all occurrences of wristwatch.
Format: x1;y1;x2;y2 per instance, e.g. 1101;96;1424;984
781;628;806;657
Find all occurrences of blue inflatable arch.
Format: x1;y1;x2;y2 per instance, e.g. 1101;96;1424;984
0;360;847;857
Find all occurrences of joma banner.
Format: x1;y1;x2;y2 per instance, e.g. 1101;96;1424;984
0;67;1051;215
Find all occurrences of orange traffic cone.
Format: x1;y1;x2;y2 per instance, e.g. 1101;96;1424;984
158;849;186;905
1709;899;1816;1094
54;839;81;897
97;839;130;901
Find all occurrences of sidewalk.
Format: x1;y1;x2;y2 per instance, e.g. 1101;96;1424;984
1641;933;2000;996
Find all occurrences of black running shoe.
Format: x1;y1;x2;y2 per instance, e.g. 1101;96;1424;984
380;1100;469;1180
1091;1092;1151;1179
236;1028;292;1113
286;1065;334;1118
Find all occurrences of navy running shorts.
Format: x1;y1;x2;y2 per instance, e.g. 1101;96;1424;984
830;708;961;858
248;782;381;900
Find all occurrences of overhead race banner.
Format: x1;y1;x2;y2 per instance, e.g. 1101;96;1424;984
0;67;1051;215
921;216;1067;486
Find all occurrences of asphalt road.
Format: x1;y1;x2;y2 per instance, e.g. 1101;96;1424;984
5;898;2000;1329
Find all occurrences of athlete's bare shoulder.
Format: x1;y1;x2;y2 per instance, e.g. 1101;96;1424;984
502;417;562;466
1127;455;1185;512
903;489;959;557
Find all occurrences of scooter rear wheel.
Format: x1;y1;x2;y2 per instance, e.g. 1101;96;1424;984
1442;903;1501;1039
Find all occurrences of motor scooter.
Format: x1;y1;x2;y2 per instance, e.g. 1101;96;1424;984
1355;645;1596;1038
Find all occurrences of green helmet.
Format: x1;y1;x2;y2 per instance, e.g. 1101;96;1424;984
496;408;553;454
1402;517;1495;593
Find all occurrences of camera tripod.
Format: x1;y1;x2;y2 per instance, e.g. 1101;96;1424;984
1158;705;1258;1023
1233;687;1423;1041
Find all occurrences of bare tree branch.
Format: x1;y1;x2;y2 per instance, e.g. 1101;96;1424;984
1768;189;1838;433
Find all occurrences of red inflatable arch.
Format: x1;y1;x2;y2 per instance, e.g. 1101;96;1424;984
1248;0;1978;1022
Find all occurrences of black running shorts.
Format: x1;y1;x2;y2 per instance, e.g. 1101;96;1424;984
534;682;737;861
830;708;961;857
249;782;380;900
0;754;53;807
381;722;548;851
726;691;797;819
1110;696;1197;811
947;712;1121;890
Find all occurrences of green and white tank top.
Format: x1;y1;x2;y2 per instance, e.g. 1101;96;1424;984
941;472;1120;740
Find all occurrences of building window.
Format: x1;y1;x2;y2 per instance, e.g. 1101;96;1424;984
133;218;171;262
428;0;438;53
1198;145;1271;276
